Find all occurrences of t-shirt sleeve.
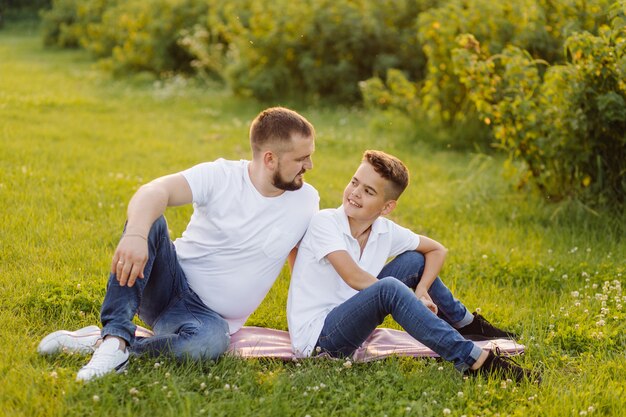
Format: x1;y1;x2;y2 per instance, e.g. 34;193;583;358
180;160;224;206
307;212;349;262
388;221;421;257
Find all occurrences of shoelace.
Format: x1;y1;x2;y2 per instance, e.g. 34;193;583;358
493;347;524;369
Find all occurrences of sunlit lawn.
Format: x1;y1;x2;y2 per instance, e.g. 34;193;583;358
1;22;625;417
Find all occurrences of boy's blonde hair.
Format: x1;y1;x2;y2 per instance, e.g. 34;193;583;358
362;150;409;200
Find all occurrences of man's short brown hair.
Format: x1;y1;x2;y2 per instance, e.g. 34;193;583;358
362;150;409;200
250;107;315;156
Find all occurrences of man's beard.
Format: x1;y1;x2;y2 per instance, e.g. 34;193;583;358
272;168;305;191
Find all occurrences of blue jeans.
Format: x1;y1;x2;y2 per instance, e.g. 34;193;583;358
316;251;482;371
100;216;230;360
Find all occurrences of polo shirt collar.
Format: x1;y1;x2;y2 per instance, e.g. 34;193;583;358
337;205;389;242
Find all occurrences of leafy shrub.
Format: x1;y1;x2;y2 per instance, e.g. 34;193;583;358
40;0;111;48
83;0;209;75
220;0;430;102
361;0;613;148
452;3;626;207
41;0;208;74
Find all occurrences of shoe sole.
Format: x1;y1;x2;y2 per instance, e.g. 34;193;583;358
37;325;101;355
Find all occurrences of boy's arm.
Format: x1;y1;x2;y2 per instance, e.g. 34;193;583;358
326;250;378;290
326;249;439;314
414;235;448;300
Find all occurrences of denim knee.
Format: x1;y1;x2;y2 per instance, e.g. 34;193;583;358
377;277;412;309
177;326;230;361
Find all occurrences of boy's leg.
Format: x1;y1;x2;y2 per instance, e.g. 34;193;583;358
316;277;482;372
378;251;473;328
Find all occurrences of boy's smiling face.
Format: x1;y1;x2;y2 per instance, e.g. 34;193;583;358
342;161;396;222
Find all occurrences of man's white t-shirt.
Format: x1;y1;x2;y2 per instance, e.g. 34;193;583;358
174;158;319;334
287;206;420;357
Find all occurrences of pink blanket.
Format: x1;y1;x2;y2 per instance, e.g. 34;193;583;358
136;326;524;361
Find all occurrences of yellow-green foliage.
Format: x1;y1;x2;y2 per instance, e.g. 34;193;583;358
452;4;626;207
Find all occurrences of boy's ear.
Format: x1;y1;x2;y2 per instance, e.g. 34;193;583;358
381;200;397;216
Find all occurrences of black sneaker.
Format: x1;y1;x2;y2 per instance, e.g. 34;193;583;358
457;312;519;341
465;348;541;384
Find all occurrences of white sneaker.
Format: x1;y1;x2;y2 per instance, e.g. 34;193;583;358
37;325;101;355
76;338;129;382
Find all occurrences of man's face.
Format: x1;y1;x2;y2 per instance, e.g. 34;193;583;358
272;135;315;191
342;162;392;222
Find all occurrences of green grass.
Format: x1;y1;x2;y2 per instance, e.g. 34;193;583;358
1;23;625;417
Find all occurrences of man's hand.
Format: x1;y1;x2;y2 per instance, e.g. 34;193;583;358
110;235;148;287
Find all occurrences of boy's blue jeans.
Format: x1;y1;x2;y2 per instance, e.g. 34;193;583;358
100;216;230;360
316;251;483;372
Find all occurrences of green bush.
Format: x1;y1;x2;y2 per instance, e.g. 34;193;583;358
84;0;208;75
41;0;208;74
361;0;613;148
219;0;429;102
452;3;626;207
40;0;110;48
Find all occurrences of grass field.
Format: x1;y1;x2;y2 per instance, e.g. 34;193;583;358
1;22;625;417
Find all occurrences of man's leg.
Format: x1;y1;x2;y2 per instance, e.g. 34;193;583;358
316;277;482;372
378;251;473;328
132;289;230;361
77;216;186;381
100;215;181;345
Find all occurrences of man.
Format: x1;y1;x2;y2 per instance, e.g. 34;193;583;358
38;107;319;381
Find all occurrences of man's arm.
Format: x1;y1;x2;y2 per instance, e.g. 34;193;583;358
287;247;298;273
112;173;193;287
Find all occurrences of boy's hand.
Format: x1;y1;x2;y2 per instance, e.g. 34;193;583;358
418;296;438;315
415;288;438;314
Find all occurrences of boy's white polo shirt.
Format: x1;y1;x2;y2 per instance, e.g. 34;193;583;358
174;158;319;334
287;205;420;357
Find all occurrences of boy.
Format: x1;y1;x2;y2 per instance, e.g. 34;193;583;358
287;150;538;382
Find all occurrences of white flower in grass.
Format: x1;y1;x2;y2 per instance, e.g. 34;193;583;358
562;274;568;279
443;409;451;415
405;406;412;411
476;307;481;313
129;387;139;396
224;384;230;390
579;411;588;416
588;406;595;412
596;320;605;327
343;360;352;368
92;395;100;402
200;382;206;390
457;391;464;397
549;268;555;273
438;366;444;371
571;291;580;298
154;362;161;368
50;371;58;378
